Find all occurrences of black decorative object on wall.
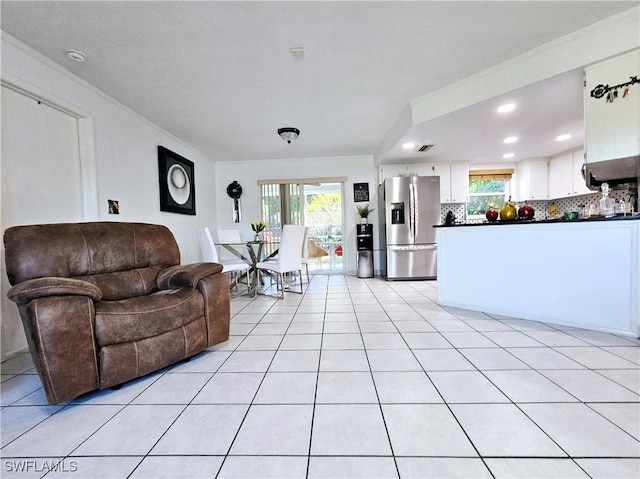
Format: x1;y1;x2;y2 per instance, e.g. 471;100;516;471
226;180;243;222
158;146;196;215
354;182;370;202
590;75;639;103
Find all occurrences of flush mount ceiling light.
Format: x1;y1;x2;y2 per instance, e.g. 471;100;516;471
555;134;572;142
65;49;86;62
503;136;518;144
497;103;516;113
402;142;416;150
503;153;515;159
278;127;300;144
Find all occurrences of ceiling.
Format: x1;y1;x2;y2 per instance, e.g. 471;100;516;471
1;1;637;165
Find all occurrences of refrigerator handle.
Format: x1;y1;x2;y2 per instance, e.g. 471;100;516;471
409;182;415;237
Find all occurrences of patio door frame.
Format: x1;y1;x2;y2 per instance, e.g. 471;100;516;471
258;176;347;273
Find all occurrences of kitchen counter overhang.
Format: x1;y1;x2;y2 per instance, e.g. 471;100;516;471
436;217;640;337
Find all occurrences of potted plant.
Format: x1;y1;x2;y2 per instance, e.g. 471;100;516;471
357;204;374;224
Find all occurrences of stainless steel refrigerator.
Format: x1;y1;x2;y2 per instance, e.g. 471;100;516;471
378;175;440;280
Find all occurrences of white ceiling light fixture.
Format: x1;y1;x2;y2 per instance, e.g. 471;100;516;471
65;49;86;62
503;136;518;144
497;103;516;113
278;127;300;144
402;142;416;150
290;47;304;57
503;153;515;159
555;134;572;141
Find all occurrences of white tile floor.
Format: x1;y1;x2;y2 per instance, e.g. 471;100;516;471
1;275;639;478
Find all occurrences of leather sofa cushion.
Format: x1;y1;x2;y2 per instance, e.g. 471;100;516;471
75;266;163;301
94;287;204;347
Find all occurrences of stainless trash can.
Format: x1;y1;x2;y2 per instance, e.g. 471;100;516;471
357;223;374;278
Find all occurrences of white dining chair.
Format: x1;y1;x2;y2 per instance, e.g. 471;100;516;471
256;224;306;299
301;227;310;283
217;229;246;261
198;227;250;293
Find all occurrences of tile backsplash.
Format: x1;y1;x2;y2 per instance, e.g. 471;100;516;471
441;189;633;224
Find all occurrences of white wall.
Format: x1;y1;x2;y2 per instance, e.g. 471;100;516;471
1;34;219;359
214;156;376;274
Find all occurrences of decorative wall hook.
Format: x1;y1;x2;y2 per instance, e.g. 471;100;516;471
590;75;639;102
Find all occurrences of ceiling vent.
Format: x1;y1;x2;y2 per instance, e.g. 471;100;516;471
417;144;434;152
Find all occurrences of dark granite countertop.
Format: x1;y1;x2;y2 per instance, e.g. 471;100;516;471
434;214;640;228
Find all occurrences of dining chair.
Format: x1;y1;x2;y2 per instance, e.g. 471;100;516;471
301;227;310;283
305;238;329;278
256;224;306;299
198;227;250;293
217;229;246;262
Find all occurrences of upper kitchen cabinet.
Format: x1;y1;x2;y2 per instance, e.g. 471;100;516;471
378;162;469;204
449;163;469;203
514;158;548;202
585;49;640;163
548;150;591;199
429;163;469;204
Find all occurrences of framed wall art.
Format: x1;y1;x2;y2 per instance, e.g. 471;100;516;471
353;182;370;202
158;146;196;215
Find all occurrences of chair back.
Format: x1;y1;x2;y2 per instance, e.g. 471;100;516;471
217;229;244;261
198;227;219;263
218;229;242;243
302;227;310;261
4;222;180;301
276;225;306;272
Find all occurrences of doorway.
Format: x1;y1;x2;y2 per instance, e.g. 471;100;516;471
259;180;344;274
1;85;85;358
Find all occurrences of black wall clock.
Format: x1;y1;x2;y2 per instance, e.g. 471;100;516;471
226;180;243;222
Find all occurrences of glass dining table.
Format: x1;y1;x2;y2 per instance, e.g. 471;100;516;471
218;240;279;297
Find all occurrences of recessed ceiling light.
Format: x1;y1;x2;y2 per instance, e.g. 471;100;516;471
555;134;571;142
497;103;516;113
65;49;86;62
402;142;416;150
503;153;515;159
503;136;518;144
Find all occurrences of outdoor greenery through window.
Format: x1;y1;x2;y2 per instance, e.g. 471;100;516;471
467;169;513;217
259;180;345;273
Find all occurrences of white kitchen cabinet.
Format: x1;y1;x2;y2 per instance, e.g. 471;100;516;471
585;50;640;163
431;163;468;204
514;159;548;202
548;150;591;199
548;153;573;199
450;163;469;203
379;162;469;204
433;164;451;203
572;150;591;196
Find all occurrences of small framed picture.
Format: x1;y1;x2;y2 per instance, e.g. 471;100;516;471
158;146;196;215
354;182;369;202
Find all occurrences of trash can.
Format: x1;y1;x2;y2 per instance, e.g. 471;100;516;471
356;223;374;278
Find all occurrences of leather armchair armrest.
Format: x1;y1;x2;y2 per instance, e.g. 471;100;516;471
7;277;102;305
157;262;223;290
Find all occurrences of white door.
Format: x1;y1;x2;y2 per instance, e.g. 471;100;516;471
1;85;83;358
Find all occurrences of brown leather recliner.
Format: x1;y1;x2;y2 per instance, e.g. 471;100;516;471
4;222;230;405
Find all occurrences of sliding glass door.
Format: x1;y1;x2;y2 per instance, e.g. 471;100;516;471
259;180;344;273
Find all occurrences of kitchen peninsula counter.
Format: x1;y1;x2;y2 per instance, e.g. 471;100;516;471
435;214;640;228
435;217;639;337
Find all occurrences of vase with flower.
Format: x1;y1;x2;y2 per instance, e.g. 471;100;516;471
250;220;267;241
